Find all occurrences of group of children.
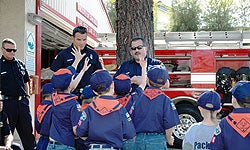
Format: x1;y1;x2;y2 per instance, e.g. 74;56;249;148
35;47;250;150
35;50;181;150
183;81;250;150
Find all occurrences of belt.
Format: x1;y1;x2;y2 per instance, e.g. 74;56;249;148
49;140;63;145
2;95;25;101
89;144;118;149
139;132;164;135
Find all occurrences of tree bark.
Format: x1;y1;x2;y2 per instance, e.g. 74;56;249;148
116;0;154;66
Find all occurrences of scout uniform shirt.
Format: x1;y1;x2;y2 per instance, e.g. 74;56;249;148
76;95;136;149
50;92;82;147
35;100;53;149
132;87;180;133
210;108;250;150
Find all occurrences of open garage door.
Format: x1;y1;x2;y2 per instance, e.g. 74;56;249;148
41;20;71;83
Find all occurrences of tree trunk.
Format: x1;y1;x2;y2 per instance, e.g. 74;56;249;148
116;0;154;66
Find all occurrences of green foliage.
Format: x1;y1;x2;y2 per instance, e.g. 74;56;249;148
153;1;158;31
202;0;235;31
170;0;202;31
234;0;250;30
105;0;117;32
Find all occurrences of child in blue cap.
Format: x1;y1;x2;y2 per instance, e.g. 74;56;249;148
75;69;136;150
47;48;91;150
210;81;250;150
131;66;180;150
35;83;54;150
183;91;221;150
114;57;147;113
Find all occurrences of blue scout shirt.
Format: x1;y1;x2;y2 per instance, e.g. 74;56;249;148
115;87;143;114
50;44;102;89
50;93;82;147
35;100;53;150
0;56;30;96
0;112;11;146
35;100;53;136
76;95;136;149
210;108;250;150
114;57;165;92
132;87;180;133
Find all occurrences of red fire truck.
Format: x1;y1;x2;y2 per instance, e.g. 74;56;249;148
96;31;250;147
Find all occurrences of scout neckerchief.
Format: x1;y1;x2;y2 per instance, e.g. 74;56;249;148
226;113;250;137
36;103;52;123
89;98;122;115
116;95;131;107
52;92;78;106
143;88;164;100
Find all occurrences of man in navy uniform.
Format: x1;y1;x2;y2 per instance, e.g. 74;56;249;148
114;36;169;92
0;38;36;149
50;26;102;103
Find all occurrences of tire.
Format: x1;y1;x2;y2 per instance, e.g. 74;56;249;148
171;103;203;148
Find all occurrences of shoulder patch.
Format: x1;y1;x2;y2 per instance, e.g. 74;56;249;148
170;102;176;110
214;125;221;136
80;111;87;121
76;103;82;112
78;111;87;126
125;112;132;122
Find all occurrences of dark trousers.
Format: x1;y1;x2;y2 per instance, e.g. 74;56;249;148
3;97;36;150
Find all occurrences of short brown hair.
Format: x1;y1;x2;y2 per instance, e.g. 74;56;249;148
2;38;16;47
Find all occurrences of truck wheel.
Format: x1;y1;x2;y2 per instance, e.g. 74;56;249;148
172;104;203;148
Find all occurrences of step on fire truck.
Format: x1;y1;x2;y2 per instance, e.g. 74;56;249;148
95;31;250;148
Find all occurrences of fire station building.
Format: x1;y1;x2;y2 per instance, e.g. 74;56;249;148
0;0;114;139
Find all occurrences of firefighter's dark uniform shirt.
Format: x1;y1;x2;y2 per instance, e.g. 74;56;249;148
50;44;102;89
114;57;165;92
0;112;11;146
210;108;250;150
0;56;29;96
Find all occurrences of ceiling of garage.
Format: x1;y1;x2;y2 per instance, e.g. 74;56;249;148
42;20;71;50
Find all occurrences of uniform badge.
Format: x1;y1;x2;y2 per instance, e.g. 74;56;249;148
80;111;87;121
125;112;132;122
0;122;3;127
170;102;176;110
78;111;87;126
214;125;221;136
90;54;93;59
76;103;82;112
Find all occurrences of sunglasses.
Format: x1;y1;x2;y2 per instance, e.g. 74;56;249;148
3;47;17;52
131;45;144;50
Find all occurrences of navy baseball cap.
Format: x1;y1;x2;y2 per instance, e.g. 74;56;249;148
147;66;169;85
197;91;221;111
114;74;131;95
42;83;54;95
90;69;113;93
51;66;76;91
81;85;96;99
230;81;250;104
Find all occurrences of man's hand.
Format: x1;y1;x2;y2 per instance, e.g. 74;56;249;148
131;76;142;85
72;46;85;63
167;135;174;146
